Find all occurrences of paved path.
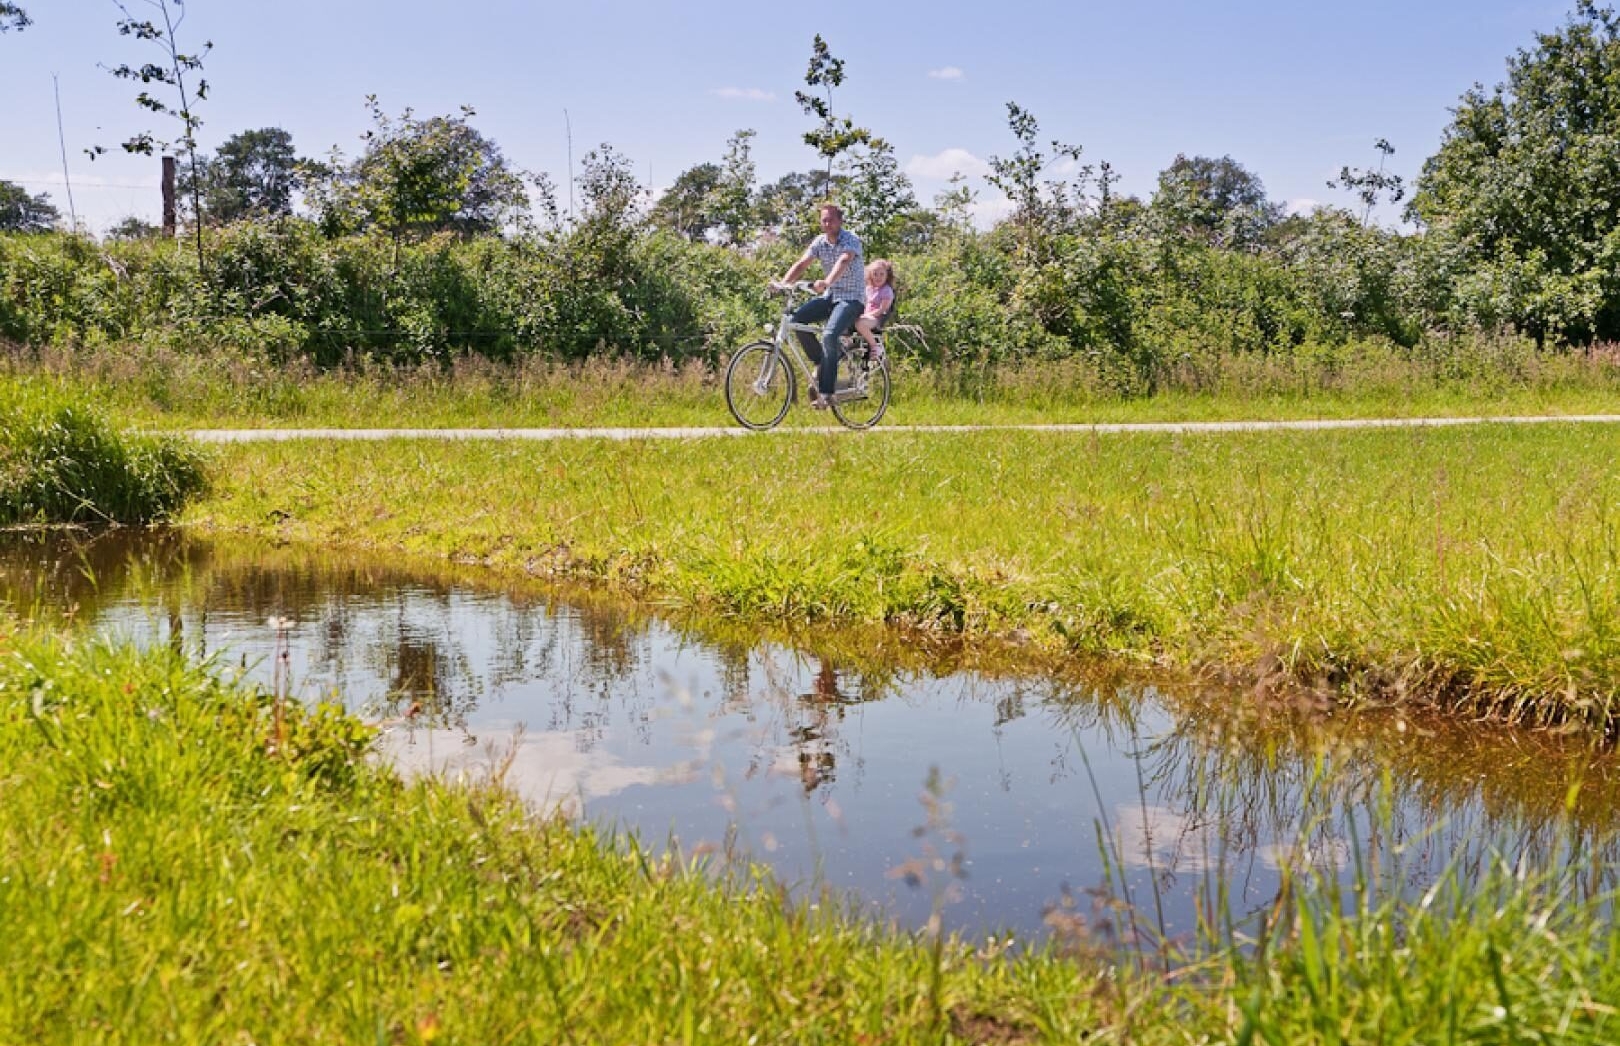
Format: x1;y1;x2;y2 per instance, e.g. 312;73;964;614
183;415;1620;442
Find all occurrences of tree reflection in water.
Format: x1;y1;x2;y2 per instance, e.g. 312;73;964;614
790;660;849;793
9;528;1620;942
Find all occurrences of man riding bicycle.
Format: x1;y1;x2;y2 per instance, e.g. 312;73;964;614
773;203;865;410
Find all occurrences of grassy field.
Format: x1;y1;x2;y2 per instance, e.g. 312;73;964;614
8;624;1620;1044
16;348;1620;1039
19;339;1618;724
185;421;1620;737
10;339;1620;430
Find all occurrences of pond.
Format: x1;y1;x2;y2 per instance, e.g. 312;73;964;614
5;529;1618;946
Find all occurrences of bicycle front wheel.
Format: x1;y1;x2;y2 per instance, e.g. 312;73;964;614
724;341;795;430
831;356;891;430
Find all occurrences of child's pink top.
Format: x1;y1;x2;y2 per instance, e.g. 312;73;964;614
862;284;894;321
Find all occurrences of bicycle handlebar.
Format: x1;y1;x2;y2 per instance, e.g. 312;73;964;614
768;280;818;296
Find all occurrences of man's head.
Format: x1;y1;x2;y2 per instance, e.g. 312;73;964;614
818;203;843;238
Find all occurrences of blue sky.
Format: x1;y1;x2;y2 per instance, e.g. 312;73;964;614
0;0;1574;234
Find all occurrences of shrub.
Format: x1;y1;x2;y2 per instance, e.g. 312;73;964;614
0;381;208;524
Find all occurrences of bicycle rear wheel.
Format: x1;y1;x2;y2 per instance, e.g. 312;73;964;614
830;355;890;429
724;341;794;430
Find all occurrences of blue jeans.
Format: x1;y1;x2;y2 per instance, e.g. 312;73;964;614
791;296;862;397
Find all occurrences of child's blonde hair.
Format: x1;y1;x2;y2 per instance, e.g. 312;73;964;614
867;258;896;288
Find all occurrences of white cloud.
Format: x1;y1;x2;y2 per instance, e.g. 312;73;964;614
1259;837;1352;874
905;147;991;181
1286;197;1323;217
384;725;667;816
710;87;775;102
928;66;965;81
1111;801;1352;876
968;196;1016;231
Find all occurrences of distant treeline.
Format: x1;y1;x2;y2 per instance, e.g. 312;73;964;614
0;200;1580;393
0;211;1394;381
5;6;1620;385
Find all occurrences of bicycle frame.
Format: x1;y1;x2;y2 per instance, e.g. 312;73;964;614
759;283;876;401
724;281;891;430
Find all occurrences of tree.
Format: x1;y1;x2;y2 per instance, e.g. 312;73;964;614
0;180;59;232
90;0;211;268
1411;1;1620;341
187;127;301;223
708;129;757;245
0;2;30;32
106;215;160;240
757;169;843;240
564;144;646;310
794;35;871;192
305;98;529;241
1150;154;1281;249
986;103;1089;259
650;162;721;240
841;138;917;255
575;143;641;231
932;172;977;234
1329;138;1404;227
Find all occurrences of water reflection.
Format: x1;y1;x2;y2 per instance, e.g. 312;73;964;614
5;528;1619;942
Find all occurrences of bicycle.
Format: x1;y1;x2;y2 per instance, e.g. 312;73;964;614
723;281;892;431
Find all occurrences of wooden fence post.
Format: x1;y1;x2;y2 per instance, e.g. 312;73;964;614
161;155;176;238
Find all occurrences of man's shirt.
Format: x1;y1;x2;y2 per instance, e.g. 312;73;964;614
809;230;866;303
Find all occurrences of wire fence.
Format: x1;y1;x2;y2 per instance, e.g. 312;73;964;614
145;317;724;361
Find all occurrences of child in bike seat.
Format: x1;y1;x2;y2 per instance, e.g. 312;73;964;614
854;259;896;361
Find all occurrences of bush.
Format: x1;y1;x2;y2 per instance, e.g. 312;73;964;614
1;225;786;366
1;211;1609;385
0;380;208;524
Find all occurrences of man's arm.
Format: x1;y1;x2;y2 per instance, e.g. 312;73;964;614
779;248;816;285
816;251;856;292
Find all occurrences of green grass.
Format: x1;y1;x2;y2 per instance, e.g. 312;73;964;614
9;338;1620;430
0;623;1110;1043
9;623;1620;1043
190;422;1620;736
0;378;208;525
15;345;1620;1040
1217;855;1620;1045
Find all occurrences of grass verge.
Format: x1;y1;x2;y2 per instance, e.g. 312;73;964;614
9;339;1620;430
